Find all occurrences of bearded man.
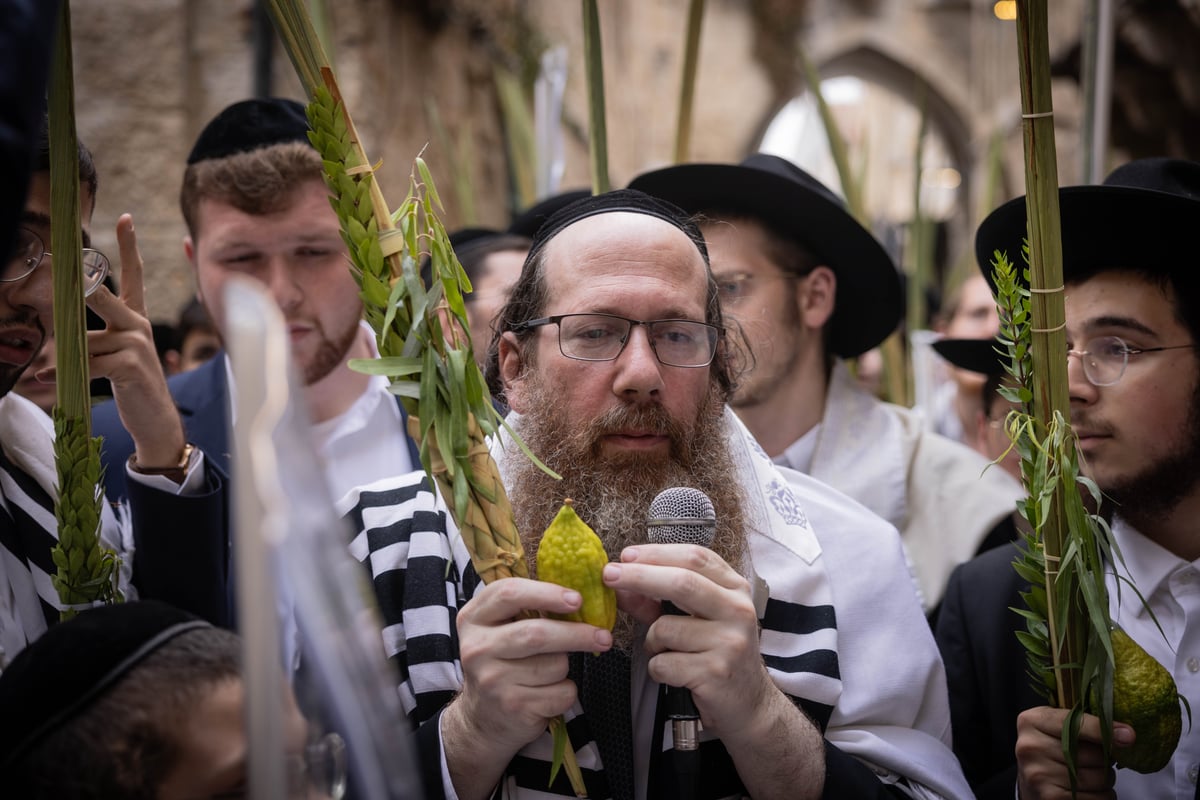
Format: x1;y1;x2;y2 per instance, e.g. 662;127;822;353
92;97;420;508
342;190;969;800
935;157;1200;799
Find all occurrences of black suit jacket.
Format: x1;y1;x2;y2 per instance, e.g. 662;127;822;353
93;353;421;501
934;543;1046;799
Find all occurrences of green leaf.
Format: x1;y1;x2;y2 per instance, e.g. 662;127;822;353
348;356;423;377
548;719;567;786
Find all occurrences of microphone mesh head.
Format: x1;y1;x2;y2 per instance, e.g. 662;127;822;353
647;487;716;547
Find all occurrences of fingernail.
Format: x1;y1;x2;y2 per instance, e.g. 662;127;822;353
603;563;621;584
1114;725;1135;746
621;547;639;562
594;629;612;648
563;589;581;607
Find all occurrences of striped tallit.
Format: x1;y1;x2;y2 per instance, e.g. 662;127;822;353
340;408;844;799
0;393;134;671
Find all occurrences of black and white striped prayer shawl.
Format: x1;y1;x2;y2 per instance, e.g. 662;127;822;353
0;393;134;671
341;411;844;800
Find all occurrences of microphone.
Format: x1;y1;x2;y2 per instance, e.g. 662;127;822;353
646;487;716;755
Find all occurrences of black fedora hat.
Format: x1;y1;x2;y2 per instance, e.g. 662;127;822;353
507;188;592;239
629;154;902;358
931;336;1007;376
975;158;1200;291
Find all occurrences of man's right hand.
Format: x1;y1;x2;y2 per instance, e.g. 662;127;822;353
441;577;613;800
1015;706;1127;800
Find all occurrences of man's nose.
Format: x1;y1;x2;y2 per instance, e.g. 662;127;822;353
263;257;303;312
1067;350;1098;406
6;258;54;318
611;325;664;399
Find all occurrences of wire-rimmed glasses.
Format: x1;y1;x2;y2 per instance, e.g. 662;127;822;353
4;227;109;296
206;731;347;799
1069;334;1197;386
512;312;722;368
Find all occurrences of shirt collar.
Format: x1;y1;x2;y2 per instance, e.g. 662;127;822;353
1111;516;1192;618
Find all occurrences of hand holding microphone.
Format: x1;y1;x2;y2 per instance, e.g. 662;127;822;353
646;487;717;754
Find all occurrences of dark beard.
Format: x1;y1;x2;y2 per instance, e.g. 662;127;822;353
509;377;749;651
301;316;360;386
1106;379;1200;526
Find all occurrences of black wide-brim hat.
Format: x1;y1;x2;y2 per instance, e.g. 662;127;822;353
975;158;1200;291
629;153;903;358
931;337;1006;376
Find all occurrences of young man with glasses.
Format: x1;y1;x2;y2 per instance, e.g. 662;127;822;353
341;189;970;799
631;154;1023;614
935;157;1200;799
0;128;228;668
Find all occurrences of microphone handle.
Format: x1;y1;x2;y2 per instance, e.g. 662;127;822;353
662;600;702;753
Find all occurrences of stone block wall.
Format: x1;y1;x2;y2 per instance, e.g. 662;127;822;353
68;0;1088;324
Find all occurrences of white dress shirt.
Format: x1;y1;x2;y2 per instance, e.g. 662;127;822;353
1108;518;1200;799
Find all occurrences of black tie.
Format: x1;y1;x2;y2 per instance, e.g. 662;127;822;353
575;648;634;800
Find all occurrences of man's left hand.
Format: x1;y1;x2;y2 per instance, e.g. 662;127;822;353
603;543;771;737
83;213;187;467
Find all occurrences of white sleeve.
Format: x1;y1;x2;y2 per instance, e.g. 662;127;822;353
780;467;974;800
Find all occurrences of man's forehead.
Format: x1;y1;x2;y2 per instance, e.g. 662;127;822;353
192;185;339;240
1066;272;1182;332
22;182;96;245
542;211;706;269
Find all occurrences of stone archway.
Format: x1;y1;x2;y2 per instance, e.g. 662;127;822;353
754;45;975;302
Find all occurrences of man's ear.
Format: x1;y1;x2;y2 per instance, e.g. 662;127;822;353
798;266;836;331
497;331;529;413
183;236;197;270
183;236;204;302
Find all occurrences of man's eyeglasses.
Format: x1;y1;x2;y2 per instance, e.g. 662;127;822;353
1069;335;1197;387
714;272;795;307
206;731;347;799
4;227;109;296
511;313;722;368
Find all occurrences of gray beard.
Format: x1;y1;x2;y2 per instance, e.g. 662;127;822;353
509;377;749;652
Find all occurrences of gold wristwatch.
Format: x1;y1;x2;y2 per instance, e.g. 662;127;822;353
128;443;196;484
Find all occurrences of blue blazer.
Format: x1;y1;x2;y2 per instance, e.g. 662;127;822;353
92;352;421;503
91;353;421;628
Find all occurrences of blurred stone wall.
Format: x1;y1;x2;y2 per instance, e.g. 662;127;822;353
70;0;1087;325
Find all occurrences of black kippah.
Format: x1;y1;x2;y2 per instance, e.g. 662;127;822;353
187;97;311;165
0;601;209;769
526;188;708;265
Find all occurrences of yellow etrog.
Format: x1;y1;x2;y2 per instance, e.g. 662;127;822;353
1112;627;1183;774
536;499;616;632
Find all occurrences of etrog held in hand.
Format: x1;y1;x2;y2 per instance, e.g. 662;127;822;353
536;499;616;633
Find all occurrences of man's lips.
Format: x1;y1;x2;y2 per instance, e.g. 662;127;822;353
1073;426;1112;449
602;431;670;450
0;328;40;367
